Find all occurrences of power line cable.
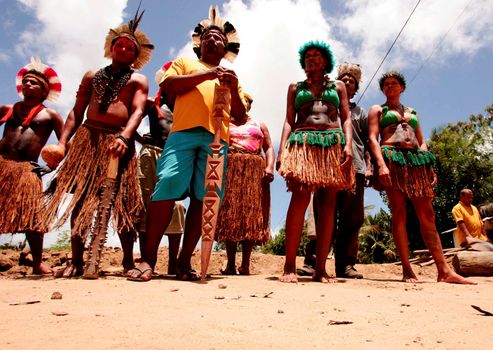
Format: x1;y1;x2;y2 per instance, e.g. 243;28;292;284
357;0;422;104
407;0;473;87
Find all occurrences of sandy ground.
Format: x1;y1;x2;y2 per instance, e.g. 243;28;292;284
1;248;492;350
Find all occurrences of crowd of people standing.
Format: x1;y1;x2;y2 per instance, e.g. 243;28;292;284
0;6;484;285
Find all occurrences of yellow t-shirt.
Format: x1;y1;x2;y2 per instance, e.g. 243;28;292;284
452;201;486;244
161;57;245;142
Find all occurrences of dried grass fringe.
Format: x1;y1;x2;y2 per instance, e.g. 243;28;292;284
0;157;47;234
278;133;354;193
216;152;270;244
372;148;435;198
41;124;142;241
387;161;435;198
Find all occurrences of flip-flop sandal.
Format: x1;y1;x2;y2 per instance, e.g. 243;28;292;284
127;267;152;282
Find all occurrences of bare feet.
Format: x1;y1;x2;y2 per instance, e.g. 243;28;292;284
56;263;83;278
221;266;237;275
402;275;422;283
122;261;135;275
313;272;338;284
438;271;477;285
127;262;153;282
32;262;53;276
402;267;422;283
176;269;201;281
238;266;250;275
279;272;298;283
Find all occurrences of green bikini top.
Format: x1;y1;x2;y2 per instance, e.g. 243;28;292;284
380;105;419;130
294;79;340;111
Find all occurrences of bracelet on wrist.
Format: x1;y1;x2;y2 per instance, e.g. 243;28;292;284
117;134;129;147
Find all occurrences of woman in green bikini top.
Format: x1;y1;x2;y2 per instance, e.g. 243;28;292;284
293;78;341;130
277;41;353;284
365;71;473;285
368;70;433;185
379;102;420;149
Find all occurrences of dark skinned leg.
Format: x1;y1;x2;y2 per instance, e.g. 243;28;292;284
176;197;203;279
127;200;174;280
239;240;254;275
166;234;181;275
118;231;135;273
61;202;85;278
411;196;476;284
222;240;238;275
313;188;338;283
386;189;418;282
25;232;52;275
280;188;312;283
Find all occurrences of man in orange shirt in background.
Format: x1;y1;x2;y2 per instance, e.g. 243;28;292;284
452;188;493;251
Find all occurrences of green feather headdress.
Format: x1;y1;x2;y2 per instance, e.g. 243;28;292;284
298;41;335;74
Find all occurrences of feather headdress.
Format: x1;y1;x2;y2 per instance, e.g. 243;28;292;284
104;2;154;70
16;56;61;102
298;41;335;74
337;62;362;92
192;5;240;63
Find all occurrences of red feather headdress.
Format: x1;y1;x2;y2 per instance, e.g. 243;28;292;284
16;56;61;102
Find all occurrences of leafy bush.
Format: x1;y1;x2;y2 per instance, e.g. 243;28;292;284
51;230;71;251
213;240;226;252
261;225;309;256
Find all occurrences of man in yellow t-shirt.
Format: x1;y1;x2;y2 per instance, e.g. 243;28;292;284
452;189;490;250
127;8;246;282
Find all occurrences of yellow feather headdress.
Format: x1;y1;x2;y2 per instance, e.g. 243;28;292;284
104;3;154;70
192;5;240;63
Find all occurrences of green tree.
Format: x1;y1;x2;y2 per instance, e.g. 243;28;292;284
51;230;71;251
358;209;397;263
261;224;310;256
429;104;493;245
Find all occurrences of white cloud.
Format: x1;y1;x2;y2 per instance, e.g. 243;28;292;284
0;52;10;64
16;0;128;114
337;0;493;83
15;0;493;146
222;0;493;144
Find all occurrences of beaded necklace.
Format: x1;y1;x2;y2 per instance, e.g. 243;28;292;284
92;65;133;113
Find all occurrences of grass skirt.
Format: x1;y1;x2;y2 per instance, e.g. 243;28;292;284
216;152;270;244
0;156;47;234
372;146;435;198
42;122;142;241
278;129;355;192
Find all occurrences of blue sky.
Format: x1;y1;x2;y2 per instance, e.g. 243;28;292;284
1;0;492;247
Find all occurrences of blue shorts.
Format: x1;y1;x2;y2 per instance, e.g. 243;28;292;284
152;127;228;202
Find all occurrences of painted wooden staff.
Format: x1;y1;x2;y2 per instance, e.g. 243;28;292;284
82;155;119;279
201;83;231;282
